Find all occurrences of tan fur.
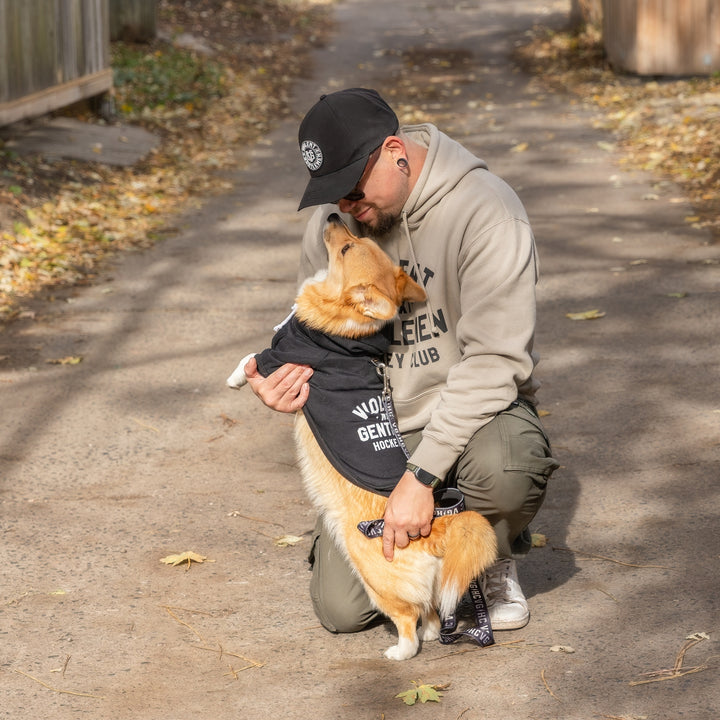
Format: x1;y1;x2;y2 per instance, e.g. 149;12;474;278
294;217;425;337
294;215;497;660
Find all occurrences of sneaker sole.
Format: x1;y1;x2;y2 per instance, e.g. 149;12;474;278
489;615;530;631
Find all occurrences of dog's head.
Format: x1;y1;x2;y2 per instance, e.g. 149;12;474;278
295;214;426;338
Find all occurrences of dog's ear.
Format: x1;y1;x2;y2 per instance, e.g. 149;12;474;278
349;285;398;320
394;268;426;303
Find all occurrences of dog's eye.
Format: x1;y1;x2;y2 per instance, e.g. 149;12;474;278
341;243;353;256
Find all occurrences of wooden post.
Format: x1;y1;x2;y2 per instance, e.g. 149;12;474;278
569;0;603;30
603;0;720;75
109;0;157;43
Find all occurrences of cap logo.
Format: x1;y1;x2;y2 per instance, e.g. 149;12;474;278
301;140;323;172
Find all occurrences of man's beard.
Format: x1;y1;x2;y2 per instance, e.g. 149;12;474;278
358;209;399;240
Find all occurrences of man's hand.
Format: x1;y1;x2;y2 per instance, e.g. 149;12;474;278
244;356;313;413
382;471;435;561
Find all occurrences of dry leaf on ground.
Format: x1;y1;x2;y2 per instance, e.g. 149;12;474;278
566;309;606;320
160;551;214;567
45;356;83;365
396;681;449;705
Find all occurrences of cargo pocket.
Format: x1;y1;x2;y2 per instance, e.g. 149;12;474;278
499;402;559;481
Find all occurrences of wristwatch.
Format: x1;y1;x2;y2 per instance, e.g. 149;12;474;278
406;462;442;489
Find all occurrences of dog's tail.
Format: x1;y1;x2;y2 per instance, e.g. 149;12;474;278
437;512;497;619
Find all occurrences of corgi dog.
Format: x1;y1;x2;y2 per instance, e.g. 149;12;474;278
227;214;497;660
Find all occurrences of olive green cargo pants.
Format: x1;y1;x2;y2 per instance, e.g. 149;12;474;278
307;400;559;633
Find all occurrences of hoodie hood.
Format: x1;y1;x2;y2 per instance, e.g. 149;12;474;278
402;124;489;227
395;124;490;336
254;317;408;495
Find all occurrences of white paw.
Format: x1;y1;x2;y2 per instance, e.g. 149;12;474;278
422;622;440;643
383;637;419;661
226;353;256;388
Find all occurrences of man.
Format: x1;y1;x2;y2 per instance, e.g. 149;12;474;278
245;87;558;634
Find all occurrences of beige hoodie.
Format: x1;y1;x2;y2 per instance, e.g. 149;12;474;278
298;123;540;480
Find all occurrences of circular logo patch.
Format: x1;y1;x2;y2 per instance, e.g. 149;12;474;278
301;140;323;172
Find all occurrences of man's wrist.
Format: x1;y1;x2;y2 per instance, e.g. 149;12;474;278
405;462;442;489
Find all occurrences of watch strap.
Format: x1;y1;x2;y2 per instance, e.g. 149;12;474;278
406;462;442;489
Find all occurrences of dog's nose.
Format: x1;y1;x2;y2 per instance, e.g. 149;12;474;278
326;213;345;227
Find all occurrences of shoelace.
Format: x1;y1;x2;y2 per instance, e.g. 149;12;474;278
483;560;514;604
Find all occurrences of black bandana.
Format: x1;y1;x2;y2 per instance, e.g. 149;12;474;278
255;316;407;495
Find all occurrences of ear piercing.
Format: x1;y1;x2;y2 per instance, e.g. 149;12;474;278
397;157;409;169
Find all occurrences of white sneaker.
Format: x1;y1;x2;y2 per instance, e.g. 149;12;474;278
481;558;529;630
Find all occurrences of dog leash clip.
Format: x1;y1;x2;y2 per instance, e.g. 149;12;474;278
373;359;392;399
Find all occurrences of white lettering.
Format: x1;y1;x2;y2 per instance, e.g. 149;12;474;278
352;394;384;420
373;438;399;451
357;421;394;443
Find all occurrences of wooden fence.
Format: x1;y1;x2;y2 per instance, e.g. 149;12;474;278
109;0;157;42
603;0;720;75
0;0;113;126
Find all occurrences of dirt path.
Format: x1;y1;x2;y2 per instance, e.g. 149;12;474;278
2;1;718;718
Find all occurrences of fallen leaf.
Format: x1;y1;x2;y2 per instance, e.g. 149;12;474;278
511;142;529;153
396;682;447;705
160;551;213;567
46;356;83;365
274;534;303;547
531;533;548;547
550;645;576;653
538;409;551;417
417;684;443;703
565;309;605;320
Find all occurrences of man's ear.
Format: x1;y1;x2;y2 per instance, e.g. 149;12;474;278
349;285;397;320
395;268;426;303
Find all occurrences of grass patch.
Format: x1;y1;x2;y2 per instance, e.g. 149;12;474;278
111;43;228;117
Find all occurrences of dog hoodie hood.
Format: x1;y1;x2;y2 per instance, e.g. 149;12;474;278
255;316;408;496
298;123;542;482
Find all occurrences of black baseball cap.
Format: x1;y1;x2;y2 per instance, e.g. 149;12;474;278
297;88;399;210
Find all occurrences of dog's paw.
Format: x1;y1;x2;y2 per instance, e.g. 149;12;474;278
421;618;441;643
383;637;419;661
226;353;256;388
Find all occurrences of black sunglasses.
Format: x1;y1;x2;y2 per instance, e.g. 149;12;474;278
336;146;382;204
